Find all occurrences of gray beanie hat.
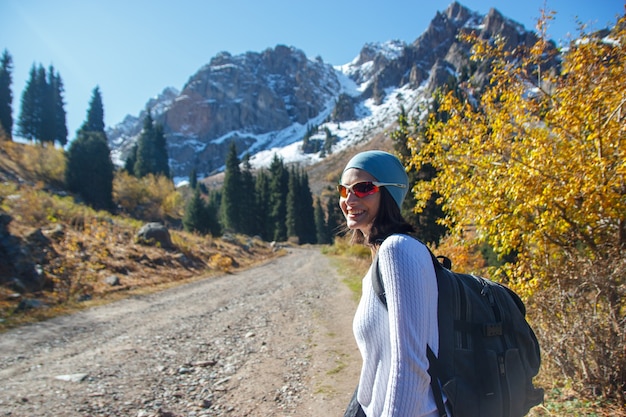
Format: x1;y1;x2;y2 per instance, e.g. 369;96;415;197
342;150;408;208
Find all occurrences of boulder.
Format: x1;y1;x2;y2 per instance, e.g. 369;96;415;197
136;222;173;249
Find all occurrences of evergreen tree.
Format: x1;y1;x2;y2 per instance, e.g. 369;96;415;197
124;143;137;175
206;189;222;236
34;65;49;143
254;169;271;240
134;112;156;177
132;111;169;178
286;167;299;239
49;68;67;146
285;166;316;243
298;171;316;244
189;167;198;190
65;131;114;210
322;127;334;156
183;189;212;235
239;153;257;235
314;197;330;244
0;50;13;139
16;64;67;146
17;65;42;141
39;66;55;144
80;86;105;132
325;190;344;239
220;141;242;232
65;89;114;210
153;123;169;178
268;154;288;241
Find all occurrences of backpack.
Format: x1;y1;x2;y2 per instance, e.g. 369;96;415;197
372;237;544;417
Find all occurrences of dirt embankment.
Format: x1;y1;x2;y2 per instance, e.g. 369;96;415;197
0;247;361;417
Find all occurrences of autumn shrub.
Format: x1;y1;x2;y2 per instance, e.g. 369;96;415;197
411;15;626;403
48;226;95;302
1;141;65;186
113;171;183;222
533;246;625;400
1;184;75;227
208;253;233;272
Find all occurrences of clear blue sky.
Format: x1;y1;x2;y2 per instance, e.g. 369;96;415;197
1;0;623;139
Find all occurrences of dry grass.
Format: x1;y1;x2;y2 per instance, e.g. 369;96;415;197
0;141;278;331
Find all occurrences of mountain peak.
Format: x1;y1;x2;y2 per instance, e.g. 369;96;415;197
107;3;549;181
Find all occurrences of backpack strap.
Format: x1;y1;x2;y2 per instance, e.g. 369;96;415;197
371;253;387;308
371;248;448;417
427;346;449;417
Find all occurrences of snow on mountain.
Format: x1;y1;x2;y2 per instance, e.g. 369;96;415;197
107;2;550;185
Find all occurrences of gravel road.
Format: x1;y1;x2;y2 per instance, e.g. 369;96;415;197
0;247;361;417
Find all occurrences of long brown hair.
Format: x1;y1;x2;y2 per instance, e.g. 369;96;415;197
347;187;414;246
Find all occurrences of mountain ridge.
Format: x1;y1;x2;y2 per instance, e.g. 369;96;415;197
106;1;546;181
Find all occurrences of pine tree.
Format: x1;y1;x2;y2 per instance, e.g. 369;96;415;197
314;197;330;244
17;65;41;141
254;169;271;240
298;171;316;244
286;167;299;239
325;190;344;239
268;154;288;241
287;168;316;243
65;131;114;210
16;64;67;146
239;153;257;235
322;127;334;156
132;111;169;178
66;88;115;210
183;189;209;234
124;143;137;175
206;190;222;236
153;123;169;178
220;141;242;232
189;167;198;190
81;86;105;132
49;68;67;146
65;86;114;210
34;65;49;143
134;112;156;177
0;50;13;139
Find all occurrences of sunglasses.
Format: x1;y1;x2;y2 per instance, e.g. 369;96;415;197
337;181;406;198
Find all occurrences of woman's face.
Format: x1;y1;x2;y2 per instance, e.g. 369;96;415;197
339;168;381;239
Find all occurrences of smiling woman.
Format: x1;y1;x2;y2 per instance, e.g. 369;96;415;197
337;150;442;417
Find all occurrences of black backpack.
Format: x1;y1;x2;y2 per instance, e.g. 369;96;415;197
372;238;544;417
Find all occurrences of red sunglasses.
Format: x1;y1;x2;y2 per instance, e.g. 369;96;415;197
337;181;406;198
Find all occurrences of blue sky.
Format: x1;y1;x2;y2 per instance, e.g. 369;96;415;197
1;0;623;138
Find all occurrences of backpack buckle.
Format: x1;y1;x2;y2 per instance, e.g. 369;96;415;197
483;323;503;336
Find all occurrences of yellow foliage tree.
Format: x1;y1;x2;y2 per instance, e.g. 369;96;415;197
410;15;625;402
113;171;183;222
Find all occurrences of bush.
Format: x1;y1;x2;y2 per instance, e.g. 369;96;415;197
113;171;182;222
0;141;65;186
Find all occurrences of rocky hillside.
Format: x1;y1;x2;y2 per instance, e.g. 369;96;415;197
107;1;551;180
0;141;278;329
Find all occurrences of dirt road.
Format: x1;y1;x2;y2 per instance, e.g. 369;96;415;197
0;247;361;417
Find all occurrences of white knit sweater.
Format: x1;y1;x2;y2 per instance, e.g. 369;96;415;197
353;234;440;417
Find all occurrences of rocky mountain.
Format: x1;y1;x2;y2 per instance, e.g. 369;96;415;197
106;1;548;181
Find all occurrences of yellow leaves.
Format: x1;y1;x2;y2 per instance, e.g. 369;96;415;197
208;253;234;273
113;171;180;221
411;14;625;287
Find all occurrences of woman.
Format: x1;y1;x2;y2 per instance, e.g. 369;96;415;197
339;150;440;417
